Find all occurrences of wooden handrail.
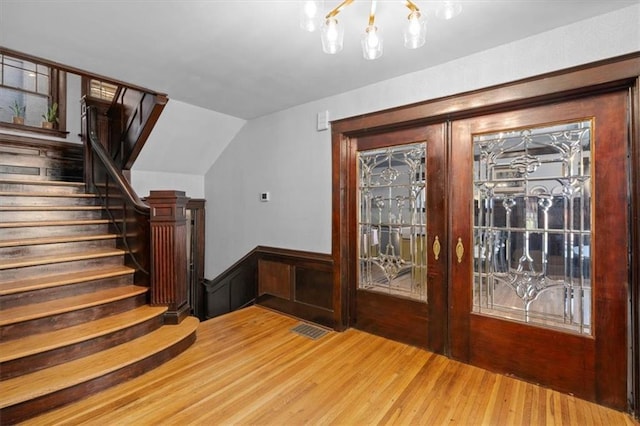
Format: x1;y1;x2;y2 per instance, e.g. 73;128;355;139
84;104;151;279
86;106;149;215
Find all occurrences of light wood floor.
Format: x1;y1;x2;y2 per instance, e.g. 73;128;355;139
24;306;638;426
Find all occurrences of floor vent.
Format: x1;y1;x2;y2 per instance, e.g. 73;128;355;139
291;323;329;340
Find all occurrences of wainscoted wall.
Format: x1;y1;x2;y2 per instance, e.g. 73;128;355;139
204;250;258;320
257;247;333;328
204;246;333;328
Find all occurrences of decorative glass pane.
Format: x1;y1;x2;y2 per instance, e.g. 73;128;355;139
473;121;592;335
358;143;427;302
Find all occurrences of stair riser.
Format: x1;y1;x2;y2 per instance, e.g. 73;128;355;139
0;182;85;194
0;238;117;259
0;292;148;341
1;274;134;309
1;195;97;207
0;223;110;239
0;314;163;380
0;209;104;222
0;331;196;424
0;256;124;283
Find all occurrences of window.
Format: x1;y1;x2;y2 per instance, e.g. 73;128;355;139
84;78;117;102
0;50;66;133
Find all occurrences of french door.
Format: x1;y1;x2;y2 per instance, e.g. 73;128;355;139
351;90;630;408
449;91;629;408
353;125;446;350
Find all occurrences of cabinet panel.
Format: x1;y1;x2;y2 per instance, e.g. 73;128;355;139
295;267;332;309
258;259;292;299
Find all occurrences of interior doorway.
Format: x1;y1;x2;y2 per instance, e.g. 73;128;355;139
331;57;639;411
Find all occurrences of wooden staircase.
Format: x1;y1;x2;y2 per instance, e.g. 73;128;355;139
0;176;198;424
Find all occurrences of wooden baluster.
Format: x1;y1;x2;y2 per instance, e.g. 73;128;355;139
147;190;190;324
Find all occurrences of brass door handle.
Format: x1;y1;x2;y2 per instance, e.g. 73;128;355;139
433;236;441;261
455;237;464;263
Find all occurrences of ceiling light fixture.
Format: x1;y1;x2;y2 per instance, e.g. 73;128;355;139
435;0;462;20
299;0;461;60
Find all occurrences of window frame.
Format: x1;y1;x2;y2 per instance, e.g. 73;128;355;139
82;77;118;102
0;49;68;138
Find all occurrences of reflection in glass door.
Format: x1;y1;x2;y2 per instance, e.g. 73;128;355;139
473;121;592;334
358;144;427;301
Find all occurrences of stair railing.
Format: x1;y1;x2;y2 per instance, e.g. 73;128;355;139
108;87;168;171
84;104;151;281
83;103;190;323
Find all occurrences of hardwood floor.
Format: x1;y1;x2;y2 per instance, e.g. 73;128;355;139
24;306;637;425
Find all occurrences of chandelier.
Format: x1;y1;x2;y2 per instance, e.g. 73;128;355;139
299;0;462;60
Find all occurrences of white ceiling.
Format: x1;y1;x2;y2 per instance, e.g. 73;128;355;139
1;1;637;119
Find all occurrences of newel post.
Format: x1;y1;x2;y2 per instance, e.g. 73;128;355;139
146;190;190;324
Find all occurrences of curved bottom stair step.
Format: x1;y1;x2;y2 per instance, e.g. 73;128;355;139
0;285;148;327
0;305;168;380
0;316;200;424
0;286;149;341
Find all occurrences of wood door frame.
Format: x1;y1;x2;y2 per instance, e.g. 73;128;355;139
331;53;640;413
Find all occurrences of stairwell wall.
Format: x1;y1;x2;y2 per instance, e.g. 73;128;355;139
130;99;246;199
203;4;640;278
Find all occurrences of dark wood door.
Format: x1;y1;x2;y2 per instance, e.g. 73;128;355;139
449;91;630;409
352;124;447;351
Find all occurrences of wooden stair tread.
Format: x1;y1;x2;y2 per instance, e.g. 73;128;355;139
0;191;96;198
0;305;168;363
0;233;117;249
0;206;103;211
0;285;148;326
0;316;199;408
0;247;124;270
0;219;110;228
0;179;84;187
0;265;135;296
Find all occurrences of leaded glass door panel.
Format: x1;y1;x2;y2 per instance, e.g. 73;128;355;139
359;143;426;301
353;124;447;351
450;92;629;408
473;120;592;334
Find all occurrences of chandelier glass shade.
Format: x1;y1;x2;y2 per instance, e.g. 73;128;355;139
299;0;461;60
361;25;383;60
435;1;462;20
403;10;426;49
321;17;345;54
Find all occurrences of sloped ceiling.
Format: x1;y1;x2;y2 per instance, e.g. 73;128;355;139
132;100;246;175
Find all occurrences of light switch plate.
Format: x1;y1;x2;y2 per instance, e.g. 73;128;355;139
317;110;329;131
